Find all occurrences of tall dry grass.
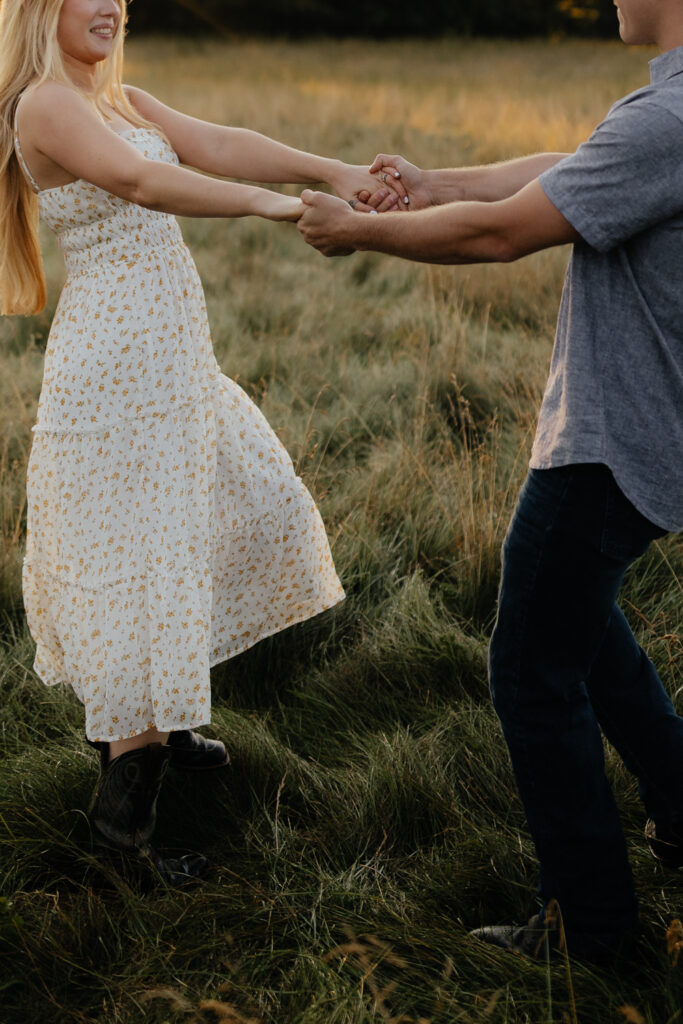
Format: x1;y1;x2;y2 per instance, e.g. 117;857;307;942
0;35;681;1024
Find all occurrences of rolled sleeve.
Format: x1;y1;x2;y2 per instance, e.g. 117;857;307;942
539;99;683;252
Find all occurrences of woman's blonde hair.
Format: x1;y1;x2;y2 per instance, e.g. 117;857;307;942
0;0;152;315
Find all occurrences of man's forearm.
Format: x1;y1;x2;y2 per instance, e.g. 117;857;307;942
343;180;577;264
425;153;569;204
298;180;579;264
352;201;510;264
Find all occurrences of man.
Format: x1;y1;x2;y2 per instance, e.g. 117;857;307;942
298;0;683;962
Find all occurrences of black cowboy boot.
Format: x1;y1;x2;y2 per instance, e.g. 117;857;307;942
166;729;230;770
89;742;207;885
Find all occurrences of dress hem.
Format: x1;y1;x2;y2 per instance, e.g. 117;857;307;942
33;588;345;743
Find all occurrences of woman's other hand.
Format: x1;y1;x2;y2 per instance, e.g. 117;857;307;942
352;188;402;213
262;193;305;221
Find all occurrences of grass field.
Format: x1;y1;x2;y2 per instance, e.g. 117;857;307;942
1;34;682;1024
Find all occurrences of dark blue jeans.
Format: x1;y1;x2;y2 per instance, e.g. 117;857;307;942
489;463;682;940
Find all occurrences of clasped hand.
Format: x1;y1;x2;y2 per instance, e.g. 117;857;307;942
298;152;429;256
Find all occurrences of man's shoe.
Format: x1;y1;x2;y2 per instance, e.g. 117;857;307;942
166;729;230;770
645;818;683;869
471;911;561;960
470;902;634;964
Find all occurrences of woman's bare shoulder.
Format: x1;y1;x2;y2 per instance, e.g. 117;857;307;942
17;81;88;133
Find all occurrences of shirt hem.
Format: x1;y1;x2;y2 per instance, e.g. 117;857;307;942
529;452;681;533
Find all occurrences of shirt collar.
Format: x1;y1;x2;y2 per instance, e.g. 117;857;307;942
649;46;683;84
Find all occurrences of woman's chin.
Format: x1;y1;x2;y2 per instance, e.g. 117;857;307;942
61;44;113;67
87;41;115;61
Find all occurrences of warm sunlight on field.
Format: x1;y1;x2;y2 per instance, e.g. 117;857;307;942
123;36;651;157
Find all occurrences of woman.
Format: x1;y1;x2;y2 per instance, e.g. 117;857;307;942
0;0;404;882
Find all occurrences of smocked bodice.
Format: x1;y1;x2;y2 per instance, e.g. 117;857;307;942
21;128;186;277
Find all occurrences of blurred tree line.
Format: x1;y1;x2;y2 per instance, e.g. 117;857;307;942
127;0;619;37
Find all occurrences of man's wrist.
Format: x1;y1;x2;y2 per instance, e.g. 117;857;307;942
424;168;466;204
351;209;382;252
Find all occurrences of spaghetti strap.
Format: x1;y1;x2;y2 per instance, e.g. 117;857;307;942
13;101;41;194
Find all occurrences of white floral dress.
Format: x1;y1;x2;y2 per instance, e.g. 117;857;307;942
14;124;344;742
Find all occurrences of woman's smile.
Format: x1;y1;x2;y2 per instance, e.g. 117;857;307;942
90;24;115;39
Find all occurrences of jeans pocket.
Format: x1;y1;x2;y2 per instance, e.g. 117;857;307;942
600;474;668;560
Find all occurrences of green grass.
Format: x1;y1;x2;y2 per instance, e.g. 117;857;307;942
1;34;682;1024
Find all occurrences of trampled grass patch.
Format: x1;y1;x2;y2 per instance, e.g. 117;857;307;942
1;34;682;1024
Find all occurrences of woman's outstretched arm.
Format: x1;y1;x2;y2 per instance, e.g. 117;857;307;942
125;85;407;209
19;83;304;221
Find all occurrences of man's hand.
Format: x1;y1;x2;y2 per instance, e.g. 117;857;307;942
329;162;407;211
298;190;365;257
369;153;433;210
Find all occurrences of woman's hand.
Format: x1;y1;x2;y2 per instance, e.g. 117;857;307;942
352;188;404;213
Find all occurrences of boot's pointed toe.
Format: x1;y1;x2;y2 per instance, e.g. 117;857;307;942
166;729;230;770
152;850;209;886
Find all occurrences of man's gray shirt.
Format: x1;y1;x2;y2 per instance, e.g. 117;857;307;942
535;46;683;532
